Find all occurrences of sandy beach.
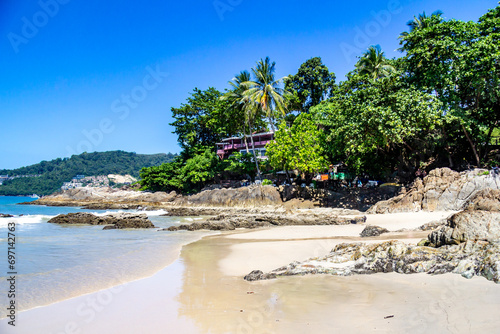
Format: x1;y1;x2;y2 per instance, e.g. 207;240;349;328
3;211;500;334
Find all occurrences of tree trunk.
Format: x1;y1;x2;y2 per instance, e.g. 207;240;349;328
268;116;275;133
482;124;496;160
461;123;481;167
243;125;250;153
249;118;261;180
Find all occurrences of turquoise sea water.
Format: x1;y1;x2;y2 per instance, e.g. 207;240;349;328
0;196;210;316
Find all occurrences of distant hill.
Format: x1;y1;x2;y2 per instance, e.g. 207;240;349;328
0;151;177;196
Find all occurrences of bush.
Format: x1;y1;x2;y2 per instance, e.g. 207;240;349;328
262;179;273;186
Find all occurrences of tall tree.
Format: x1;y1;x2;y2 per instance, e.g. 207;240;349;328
222;71;265;179
222;71;252;152
244;57;290;131
266;113;328;180
401;10;444;35
355;45;395;81
311;71;444;178
285;57;336;113
170;87;233;158
399;5;500;166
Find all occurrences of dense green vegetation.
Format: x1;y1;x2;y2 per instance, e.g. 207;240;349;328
0;151;176;196
140;4;500;193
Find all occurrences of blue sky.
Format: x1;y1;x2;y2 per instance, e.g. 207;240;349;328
0;0;497;169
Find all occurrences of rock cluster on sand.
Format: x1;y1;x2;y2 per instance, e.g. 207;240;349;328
164;213;367;231
0;213;14;218
245;188;500;283
368;168;500;213
244;240;500;283
48;212;156;230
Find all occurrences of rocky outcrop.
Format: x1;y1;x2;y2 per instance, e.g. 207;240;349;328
163;213;367;231
48;212;156;229
360;225;389;237
428;189;500;247
246;188;500;283
185;185;282;207
0;213;14;218
368;168;500;213
244;240;500;283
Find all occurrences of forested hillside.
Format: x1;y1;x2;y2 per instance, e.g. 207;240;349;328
0;151;176;196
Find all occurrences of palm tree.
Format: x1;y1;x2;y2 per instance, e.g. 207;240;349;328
222;71;262;180
399;10;444;38
356;45;395;81
243;57;290;132
223;71;251;152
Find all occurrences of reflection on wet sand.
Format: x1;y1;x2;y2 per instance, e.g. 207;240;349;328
178;234;500;334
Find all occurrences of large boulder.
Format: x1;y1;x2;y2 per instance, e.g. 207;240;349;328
48;212;156;229
186;185;282;207
428;189;500;247
368;168;500;213
137;191;177;203
360;225;389;237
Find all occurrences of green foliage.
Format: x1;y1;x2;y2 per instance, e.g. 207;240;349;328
170;87;235;157
355;45;396;81
243;57;291;129
285;57;336;113
223;152;257;178
399;5;500;166
266;113;328;177
139;150;220;193
311;73;443;176
261;179;273;186
0;151;176;196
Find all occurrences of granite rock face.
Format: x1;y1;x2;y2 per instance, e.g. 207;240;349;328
368;168;500;213
428;189;500;247
185;185;282;207
245;240;500;283
48;212;156;229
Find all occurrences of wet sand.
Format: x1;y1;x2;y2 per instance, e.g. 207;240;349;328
2;211;500;333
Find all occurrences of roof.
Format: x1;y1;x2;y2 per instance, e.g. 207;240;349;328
220;131;274;142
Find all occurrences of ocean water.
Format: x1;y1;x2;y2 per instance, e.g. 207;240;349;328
0;196;211;316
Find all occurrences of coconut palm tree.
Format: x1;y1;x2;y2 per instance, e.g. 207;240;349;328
223;71;251;152
222;71;262;180
399;10;444;38
356;45;395;81
243;57;290;132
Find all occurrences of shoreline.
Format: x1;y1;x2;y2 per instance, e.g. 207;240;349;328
0;228;217;320
5;210;500;333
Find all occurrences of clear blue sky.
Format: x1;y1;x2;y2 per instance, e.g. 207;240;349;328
0;0;497;169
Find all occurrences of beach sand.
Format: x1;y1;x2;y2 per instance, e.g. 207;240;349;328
3;211;500;333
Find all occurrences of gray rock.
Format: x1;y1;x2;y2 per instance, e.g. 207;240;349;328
368;168;500;213
245;240;500;284
428;189;500;247
360;225;389;237
48;212;156;229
